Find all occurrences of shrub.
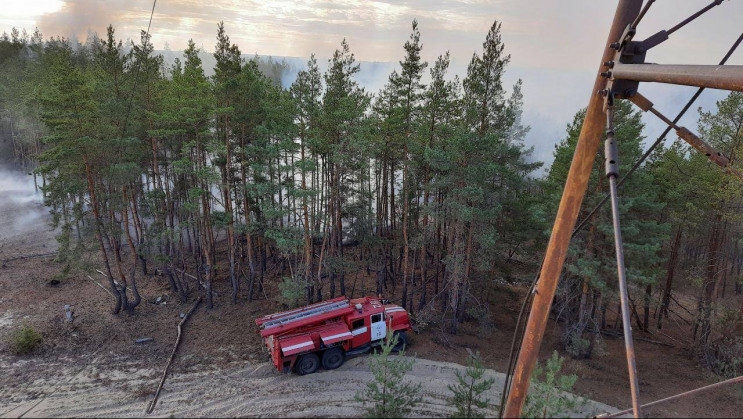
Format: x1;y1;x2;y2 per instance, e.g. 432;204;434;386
11;327;42;355
278;276;305;308
702;309;743;377
706;337;743;377
564;332;591;359
356;330;422;418
523;351;584;418
448;351;495;418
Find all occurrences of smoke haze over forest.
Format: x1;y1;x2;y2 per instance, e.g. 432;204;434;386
3;1;743;168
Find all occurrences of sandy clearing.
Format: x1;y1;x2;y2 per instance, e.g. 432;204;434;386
0;353;620;418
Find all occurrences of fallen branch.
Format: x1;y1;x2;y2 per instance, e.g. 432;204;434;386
174;267;222;296
96;269;120;286
635;336;674;348
174;267;198;281
670;294;695;317
86;275;114;297
146;297;201;414
2;251;57;265
654;329;691;348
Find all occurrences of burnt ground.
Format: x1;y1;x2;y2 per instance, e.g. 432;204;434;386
0;184;742;417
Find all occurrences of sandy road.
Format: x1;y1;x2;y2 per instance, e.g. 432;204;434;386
0;352;619;418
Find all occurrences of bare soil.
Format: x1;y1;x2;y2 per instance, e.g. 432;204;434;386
0;186;741;417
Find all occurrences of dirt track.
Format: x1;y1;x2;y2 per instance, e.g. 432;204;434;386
0;352;618;418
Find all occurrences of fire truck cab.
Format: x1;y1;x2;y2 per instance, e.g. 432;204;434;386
255;296;412;375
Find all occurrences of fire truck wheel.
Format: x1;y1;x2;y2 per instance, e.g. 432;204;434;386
321;347;345;370
296;353;320;375
392;331;408;352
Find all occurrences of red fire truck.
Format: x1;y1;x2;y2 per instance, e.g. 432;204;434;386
255;296;412;375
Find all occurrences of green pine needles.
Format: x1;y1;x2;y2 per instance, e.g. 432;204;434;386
522;351;584;418
447;351;495;418
356;330;422;418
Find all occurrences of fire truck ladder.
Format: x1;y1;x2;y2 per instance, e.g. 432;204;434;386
260;299;350;330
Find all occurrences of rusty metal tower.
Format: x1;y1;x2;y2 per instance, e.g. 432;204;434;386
502;1;743;417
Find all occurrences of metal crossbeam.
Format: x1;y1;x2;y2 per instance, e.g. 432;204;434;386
612;64;743;92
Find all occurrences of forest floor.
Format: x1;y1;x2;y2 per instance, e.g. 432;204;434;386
1;185;742;417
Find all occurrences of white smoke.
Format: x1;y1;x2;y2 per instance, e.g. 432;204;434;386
0;168;48;244
0;168;42;205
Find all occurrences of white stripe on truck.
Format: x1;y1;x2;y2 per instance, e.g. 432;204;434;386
322;331;353;342
282;341;314;352
351;327;368;336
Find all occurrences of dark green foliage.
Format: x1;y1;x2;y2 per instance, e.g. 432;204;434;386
522;351;583;418
355;330;422;418
0;19;545;321
546;101;669;357
10;327;43;355
447;352;495;418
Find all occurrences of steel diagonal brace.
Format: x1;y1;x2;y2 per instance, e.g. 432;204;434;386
628;92;743;180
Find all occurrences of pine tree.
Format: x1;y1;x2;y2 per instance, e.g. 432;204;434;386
417;51;459;308
447;352;495;418
545;100;668;356
692;92;743;346
318;38;370;300
290;55;322;302
355;330;422;418
213;22;243;304
522;351;583;418
390;20;427;311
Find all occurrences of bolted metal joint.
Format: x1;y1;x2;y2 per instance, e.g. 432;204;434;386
601;71;613;78
605;131;619;178
604;60;615;68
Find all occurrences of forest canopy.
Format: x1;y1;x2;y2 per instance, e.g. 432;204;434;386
1;20;742;372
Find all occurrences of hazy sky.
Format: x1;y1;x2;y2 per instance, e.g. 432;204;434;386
3;0;742;167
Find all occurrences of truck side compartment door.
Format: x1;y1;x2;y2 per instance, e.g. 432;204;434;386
370;313;385;341
350;318;367;347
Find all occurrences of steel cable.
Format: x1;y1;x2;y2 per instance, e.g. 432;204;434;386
631;0;655;30
121;0;158;135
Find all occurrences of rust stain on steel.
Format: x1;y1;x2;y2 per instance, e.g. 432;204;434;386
501;1;643;417
676;127;743;180
612;64;743;92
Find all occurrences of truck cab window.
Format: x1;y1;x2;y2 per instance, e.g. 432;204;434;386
371;314;382;323
352;319;365;330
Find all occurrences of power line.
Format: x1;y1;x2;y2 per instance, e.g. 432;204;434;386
121;0;158;135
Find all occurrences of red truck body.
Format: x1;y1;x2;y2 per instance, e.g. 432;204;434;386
255;296;412;374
